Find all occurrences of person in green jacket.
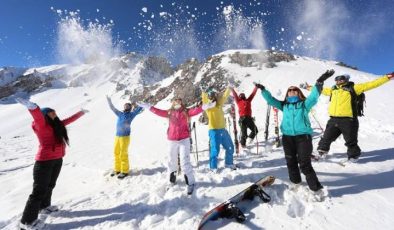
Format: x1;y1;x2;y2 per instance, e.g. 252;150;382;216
256;70;334;194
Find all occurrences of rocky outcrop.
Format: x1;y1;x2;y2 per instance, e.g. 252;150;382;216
0;71;56;99
229;50;295;68
140;57;174;85
336;61;358;70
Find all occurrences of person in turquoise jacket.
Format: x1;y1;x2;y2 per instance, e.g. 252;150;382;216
256;70;334;195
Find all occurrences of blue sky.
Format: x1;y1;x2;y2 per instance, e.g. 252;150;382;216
0;0;393;74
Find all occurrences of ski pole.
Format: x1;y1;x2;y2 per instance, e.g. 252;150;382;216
193;122;199;168
310;109;324;132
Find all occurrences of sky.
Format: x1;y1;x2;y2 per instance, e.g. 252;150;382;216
0;0;393;75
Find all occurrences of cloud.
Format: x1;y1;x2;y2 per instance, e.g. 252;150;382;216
289;0;389;60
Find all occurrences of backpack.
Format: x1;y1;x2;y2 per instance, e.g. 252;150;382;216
331;82;366;117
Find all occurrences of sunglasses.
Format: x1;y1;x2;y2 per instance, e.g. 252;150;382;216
287;88;298;92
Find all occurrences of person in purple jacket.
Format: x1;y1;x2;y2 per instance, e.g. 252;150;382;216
138;97;208;195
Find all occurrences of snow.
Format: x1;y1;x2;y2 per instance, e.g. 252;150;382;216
1;50;394;229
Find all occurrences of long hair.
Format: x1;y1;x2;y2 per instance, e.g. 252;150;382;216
283;86;306;102
168;99;189;122
45;115;69;145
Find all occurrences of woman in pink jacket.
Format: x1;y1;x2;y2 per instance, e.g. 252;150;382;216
138;98;205;195
16;98;87;229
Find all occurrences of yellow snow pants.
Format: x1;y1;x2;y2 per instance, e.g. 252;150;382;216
113;136;130;174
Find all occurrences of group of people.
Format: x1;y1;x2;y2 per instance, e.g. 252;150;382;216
15;70;393;229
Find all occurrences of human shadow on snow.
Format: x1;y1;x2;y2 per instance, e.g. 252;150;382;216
134;166;167;176
46;196;211;229
320;148;394;197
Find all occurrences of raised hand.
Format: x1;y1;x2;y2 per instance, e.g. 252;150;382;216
386;72;394;80
81;108;89;114
136;102;152;110
15;97;37;110
316;69;335;83
202;101;216;110
254;82;265;90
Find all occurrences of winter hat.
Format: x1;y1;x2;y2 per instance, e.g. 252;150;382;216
335;74;350;82
41;107;54;115
207;89;217;99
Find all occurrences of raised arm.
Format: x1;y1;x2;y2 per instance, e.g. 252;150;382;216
187;106;203;117
304;69;335;110
304;86;320;110
354;75;390;95
261;89;284;111
202;91;209;104
149;106;169;118
62;111;85;126
231;88;240;103
217;88;231;106
247;86;258;101
16;98;46;126
106;96;122;116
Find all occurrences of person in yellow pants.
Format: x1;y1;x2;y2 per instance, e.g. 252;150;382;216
107;96;143;179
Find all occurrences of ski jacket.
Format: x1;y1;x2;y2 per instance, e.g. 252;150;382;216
231;86;258;117
29;107;84;161
202;88;231;130
261;85;320;136
321;75;389;118
150;106;203;141
108;100;143;136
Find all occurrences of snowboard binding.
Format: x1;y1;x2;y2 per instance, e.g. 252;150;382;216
243;184;271;203
220;202;246;223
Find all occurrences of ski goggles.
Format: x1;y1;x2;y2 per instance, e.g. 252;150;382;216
335;74;350;82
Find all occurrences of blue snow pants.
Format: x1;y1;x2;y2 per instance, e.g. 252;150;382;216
209;129;234;169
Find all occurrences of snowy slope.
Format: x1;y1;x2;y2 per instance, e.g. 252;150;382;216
1;50;394;230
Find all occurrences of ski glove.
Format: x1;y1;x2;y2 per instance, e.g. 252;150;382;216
81;108;89;114
316;69;335;83
202;101;216;110
136;102;152;110
386;72;394;80
15;98;37;110
254;83;265;91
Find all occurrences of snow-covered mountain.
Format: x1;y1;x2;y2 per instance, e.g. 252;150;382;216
1;50;393;230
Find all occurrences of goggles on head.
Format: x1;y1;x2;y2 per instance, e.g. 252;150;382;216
335;74;350;82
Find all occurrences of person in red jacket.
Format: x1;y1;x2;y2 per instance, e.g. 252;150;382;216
231;86;258;148
15;98;87;229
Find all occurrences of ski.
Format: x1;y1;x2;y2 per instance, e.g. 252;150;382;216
264;104;271;141
230;102;240;155
273;107;281;147
198;176;275;229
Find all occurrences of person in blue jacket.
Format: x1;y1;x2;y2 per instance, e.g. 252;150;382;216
106;96;143;179
256;70;334;195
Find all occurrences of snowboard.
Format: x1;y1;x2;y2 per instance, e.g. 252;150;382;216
198;175;275;229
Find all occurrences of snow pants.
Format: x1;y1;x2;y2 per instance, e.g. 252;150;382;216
239;116;258;147
209;129;234;169
168;138;195;185
21;158;63;224
282;134;322;191
317;117;361;159
113;136;130;174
